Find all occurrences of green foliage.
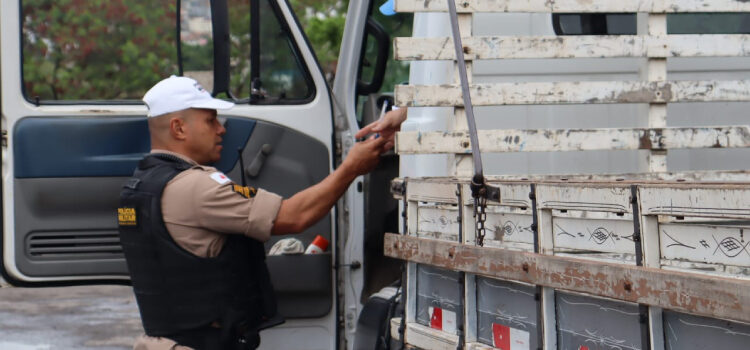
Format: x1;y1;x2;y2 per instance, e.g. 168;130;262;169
304;15;347;67
22;0;178;100
289;0;412;92
20;0;410;103
289;0;349;81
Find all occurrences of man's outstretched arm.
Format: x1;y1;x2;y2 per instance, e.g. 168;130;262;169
272;135;387;235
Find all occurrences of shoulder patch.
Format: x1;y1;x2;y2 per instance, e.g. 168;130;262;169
209;171;231;185
233;185;257;198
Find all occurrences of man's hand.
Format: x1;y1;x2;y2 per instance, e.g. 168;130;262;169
354;107;407;152
343;135;388;176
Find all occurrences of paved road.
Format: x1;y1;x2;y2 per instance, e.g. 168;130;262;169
0;285;142;350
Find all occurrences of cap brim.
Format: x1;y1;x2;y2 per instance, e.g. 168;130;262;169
192;98;235;110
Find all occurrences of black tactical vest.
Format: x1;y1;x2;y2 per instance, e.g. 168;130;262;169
118;153;277;349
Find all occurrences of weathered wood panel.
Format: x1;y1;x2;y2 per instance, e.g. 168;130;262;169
660;223;750;267
639;186;750;219
404;321;459;350
384;233;750;324
395;126;750;154
417;205;460;241
459;182;530;207
484;212;535;246
395;35;750;60
553;217;636;255
534;184;632;213
394;80;750;107
661;259;750;276
407;179;459;203
394;0;750;13
484;170;750;183
393;174;750;190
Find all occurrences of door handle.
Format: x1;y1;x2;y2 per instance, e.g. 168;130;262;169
245;144;272;178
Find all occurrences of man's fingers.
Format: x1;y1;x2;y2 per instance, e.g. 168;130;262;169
354;125;373;139
370;134;388;146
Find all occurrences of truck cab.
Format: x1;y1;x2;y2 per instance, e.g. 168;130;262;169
0;1;405;348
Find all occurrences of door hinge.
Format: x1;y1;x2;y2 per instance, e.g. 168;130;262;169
2;130;7;147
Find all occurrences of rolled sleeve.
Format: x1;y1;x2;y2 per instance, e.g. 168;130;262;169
244;189;283;240
162;168;283;242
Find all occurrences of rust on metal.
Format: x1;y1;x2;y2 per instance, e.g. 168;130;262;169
384;233;750;324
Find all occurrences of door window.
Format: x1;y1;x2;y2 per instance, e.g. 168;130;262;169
252;0;315;103
21;0;179;102
22;0;314;105
181;0;214;92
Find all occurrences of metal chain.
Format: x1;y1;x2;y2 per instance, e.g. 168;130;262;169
474;195;488;246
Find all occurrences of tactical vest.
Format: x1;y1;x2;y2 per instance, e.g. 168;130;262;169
118;153;277;349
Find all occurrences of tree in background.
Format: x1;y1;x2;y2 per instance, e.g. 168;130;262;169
22;0;177;100
289;0;349;83
20;0;408;101
290;0;411;92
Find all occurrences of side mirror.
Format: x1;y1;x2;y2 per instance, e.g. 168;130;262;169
356;18;390;96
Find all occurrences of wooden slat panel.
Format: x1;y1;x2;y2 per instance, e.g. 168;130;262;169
660;223;750;268
640;185;750;219
384;233;750;324
536;184;632;213
395;126;750;154
395;80;750;107
484;170;750;183
395;35;750;60
417;205;460;241
460;183;530;207
394;0;750;13
395;172;750;188
553;217;636;254
484;212;535;246
403;322;459;350
407;179;459;203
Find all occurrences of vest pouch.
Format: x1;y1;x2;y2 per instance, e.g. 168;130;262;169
119;189;184;332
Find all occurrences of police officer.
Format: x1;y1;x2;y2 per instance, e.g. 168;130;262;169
119;76;390;350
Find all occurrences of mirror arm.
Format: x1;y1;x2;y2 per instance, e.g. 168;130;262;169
176;0;184;76
250;0;262;102
211;0;233;98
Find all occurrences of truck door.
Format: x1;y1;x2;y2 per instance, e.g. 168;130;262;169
2;0;337;348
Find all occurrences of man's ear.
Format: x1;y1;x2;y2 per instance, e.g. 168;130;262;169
169;116;187;141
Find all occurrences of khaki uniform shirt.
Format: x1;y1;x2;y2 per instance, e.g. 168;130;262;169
133;150;283;350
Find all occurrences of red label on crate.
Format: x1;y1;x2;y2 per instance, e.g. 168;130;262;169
493;323;511;350
492;323;530;350
578;347;589;350
430;307;442;330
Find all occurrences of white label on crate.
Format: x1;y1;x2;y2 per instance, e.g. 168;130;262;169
493;323;530;350
442;309;456;333
428;306;457;334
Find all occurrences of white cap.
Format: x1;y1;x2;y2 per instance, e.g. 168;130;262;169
142;75;234;117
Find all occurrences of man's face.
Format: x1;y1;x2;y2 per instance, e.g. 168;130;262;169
183;108;226;165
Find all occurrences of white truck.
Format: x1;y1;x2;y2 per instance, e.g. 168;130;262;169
2;0;750;349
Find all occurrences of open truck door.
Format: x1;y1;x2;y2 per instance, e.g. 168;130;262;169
1;0;339;348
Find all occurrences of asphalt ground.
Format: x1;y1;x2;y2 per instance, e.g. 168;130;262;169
0;285;142;350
